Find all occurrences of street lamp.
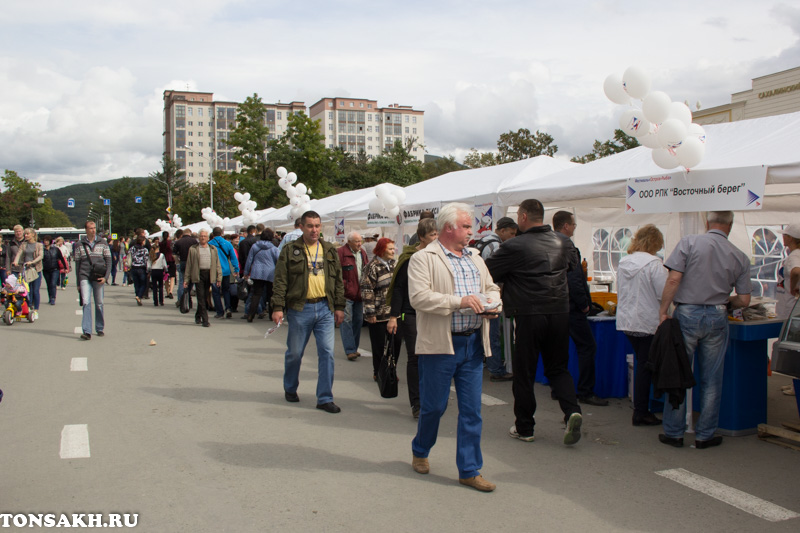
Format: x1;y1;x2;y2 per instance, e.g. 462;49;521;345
149;176;173;217
99;196;112;236
182;146;217;211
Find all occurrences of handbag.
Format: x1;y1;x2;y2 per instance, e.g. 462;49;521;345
237;279;249;300
82;243;107;282
24;267;39;283
376;333;399;398
179;289;191;314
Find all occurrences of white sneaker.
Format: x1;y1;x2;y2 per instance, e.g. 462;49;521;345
564;413;582;445
32;311;38;321
509;425;535;442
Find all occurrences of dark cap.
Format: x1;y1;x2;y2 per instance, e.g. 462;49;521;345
496;217;518;230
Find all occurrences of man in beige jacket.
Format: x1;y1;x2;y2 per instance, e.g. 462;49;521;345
407;202;501;492
184;229;223;327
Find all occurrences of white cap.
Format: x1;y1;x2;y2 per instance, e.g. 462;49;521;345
782;223;800;239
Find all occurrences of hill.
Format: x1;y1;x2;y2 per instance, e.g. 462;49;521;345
45;178;148;227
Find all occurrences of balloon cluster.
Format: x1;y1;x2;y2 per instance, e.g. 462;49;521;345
201;207;228;230
155;218;176;237
368;183;406;218
604;67;707;170
171;214;182;228
276;167;312;220
234;191;258;226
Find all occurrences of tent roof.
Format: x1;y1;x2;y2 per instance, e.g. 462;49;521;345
496;111;800;207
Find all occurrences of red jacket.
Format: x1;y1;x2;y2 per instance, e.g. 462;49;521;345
337;245;368;302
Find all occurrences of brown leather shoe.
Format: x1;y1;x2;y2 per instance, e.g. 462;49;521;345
346;353;359;361
459;475;496;492
412;456;429;474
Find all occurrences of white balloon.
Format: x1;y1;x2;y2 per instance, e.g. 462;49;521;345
277;167;288;179
290;206;303;219
382;195;398;209
286;186;297;198
622;66;651;99
388;206;400;218
652;148;680;170
657;119;688;150
301;194;311;204
300;202;311;212
640;132;662;149
642;91;672;124
603;73;631;105
295;183;307;196
669;101;693;126
369;198;382;212
248;200;257;211
278;177;290;190
375;183;391;200
676;136;705;168
686;123;707;144
287;172;297;184
242;192;251;202
234;192;244;202
619;109;651;138
290;196;302;207
392;188;406;204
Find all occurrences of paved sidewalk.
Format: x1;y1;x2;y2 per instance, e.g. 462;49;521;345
1;279;799;532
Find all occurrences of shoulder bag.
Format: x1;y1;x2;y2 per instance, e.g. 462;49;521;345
377;333;399;398
82;243;107;282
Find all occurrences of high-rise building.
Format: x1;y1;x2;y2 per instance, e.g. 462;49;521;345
309;97;425;162
163;90;305;184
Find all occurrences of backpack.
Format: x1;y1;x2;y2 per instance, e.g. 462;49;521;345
474;234;502;256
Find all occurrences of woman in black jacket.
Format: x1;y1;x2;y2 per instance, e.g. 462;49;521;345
41;236;64;305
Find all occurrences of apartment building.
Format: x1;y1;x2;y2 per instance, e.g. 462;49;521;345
308;97;425;162
163;90;305;184
694;66;800;125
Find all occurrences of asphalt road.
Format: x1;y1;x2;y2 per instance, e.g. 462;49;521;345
1;279;799;532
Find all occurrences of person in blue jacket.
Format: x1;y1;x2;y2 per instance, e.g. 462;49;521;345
243;228;280;323
209;227;240;319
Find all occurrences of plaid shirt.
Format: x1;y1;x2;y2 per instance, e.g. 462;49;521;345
440;242;482;332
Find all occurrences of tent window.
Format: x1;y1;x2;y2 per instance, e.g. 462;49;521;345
748;225;787;298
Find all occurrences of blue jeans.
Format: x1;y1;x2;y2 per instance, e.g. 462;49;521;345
27;273;42;310
44;269;60;303
663;304;729;441
130;268;147;298
177;264;187;302
412;332;484;479
340;299;364;355
484;315;506;375
211;276;231;316
79;279;105;334
284;301;336;404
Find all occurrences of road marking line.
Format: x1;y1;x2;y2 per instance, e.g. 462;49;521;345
70;358;88;371
60;424;90;459
75;309;82;315
359;350;372;358
656;468;800;522
73;327;82;334
450;386;507;406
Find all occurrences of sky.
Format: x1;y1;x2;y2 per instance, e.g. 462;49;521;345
2;0;800;191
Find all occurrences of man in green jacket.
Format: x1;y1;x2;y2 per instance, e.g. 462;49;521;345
272;211;345;413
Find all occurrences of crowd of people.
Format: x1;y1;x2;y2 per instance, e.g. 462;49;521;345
2;202;799;493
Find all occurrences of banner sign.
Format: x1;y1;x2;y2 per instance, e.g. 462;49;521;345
135;196;142;204
625;166;767;214
366;211;397;226
335;218;345;243
398;202;440;225
67;198;75;208
474;203;493;239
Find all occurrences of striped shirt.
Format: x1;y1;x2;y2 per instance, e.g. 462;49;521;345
440;242;482;332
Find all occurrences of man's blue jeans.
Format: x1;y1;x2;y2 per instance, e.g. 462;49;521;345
412;332;484;479
340;299;363;355
663;304;729;441
484;315;506;375
79;279;105;335
284;301;335;404
211;276;231;316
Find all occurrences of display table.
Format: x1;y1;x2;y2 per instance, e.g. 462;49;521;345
535;315;630;398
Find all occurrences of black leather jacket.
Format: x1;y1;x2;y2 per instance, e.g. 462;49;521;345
485;224;577;315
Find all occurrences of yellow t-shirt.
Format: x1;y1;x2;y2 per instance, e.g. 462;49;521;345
305;242;326;299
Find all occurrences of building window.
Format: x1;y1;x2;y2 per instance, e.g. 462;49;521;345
328;111;333;120
339;124;346;133
368;104;372;109
367;114;372;121
367;126;372;132
413;128;417;134
188;131;193;136
328;101;333;107
188;142;193;146
198;108;203;117
277;112;282;120
198;121;203;126
199;172;204;177
188;162;193;167
199;162;204;167
198;142;203;147
405;116;409;123
328;123;333;131
176;105;186;117
188;121;193;126
188;172;193;177
198;132;203;137
349;102;354;107
187;108;193;116
413;116;417;123
405;127;409;134
360;103;364;108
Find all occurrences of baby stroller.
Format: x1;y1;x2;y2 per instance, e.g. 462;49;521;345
1;274;34;325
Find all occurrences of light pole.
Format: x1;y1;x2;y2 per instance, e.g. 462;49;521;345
99;196;111;237
149;176;173;217
31;193;46;228
182;146;217;211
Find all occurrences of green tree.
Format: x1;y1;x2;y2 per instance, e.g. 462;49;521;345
96;177;165;236
422;155;466;180
227;93;272;182
148;155;188;215
496;128;558;162
367;138;424;187
36;198;73;227
0;170;42;229
332;149;373;191
267;112;340;201
463;148;498;169
172;171;240;223
570;129;640;163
